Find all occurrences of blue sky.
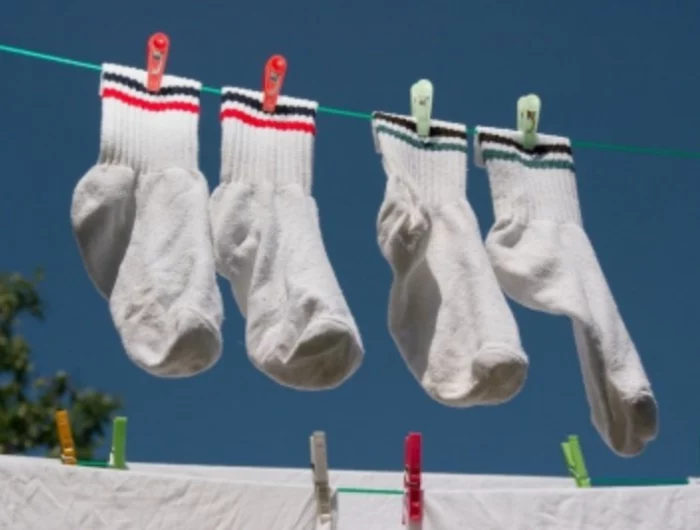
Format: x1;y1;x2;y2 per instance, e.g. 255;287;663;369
1;1;699;481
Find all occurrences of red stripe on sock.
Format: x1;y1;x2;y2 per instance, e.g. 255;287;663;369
219;108;316;135
102;88;200;114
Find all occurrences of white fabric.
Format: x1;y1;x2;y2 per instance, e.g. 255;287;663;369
474;126;658;456
108;162;223;378
371;113;527;407
71;162;135;299
128;461;576;489
2;456;699;529
0;456;316;530
423;486;699;530
101;65;223;378
72;64;223;378
98;64;202;173
210;87;363;390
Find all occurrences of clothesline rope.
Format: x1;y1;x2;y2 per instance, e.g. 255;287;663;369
1;42;699;160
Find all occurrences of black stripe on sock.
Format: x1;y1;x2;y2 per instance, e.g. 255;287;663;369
102;72;200;98
477;131;572;156
221;91;316;118
373;112;467;141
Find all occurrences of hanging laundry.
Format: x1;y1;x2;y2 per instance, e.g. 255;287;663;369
474;127;658;456
210;87;364;390
71;64;223;378
371;112;528;407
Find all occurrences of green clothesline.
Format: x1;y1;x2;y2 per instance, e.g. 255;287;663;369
72;460;690;492
1;42;699;160
337;477;693;492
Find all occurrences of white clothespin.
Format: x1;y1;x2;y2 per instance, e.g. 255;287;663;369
411;79;433;139
310;431;332;524
517;93;541;149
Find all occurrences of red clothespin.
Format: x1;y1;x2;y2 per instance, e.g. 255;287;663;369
262;55;288;113
146;32;170;93
403;432;423;525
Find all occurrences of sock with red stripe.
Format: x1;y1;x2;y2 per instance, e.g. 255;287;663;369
475;126;657;455
371;112;528;407
74;63;224;377
210;87;364;390
71;65;139;298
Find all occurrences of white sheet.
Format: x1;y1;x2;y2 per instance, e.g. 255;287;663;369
129;460;576;490
1;455;699;530
0;456;316;530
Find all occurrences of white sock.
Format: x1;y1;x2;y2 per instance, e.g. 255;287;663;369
71;64;139;298
475;126;658;455
101;64;223;378
371;112;528;407
210;87;363;390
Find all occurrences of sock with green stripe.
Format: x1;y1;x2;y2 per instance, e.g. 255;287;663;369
371;112;528;407
210;87;364;390
475;126;658;456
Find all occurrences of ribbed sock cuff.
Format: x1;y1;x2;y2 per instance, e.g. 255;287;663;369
474;126;582;224
372;112;468;204
98;63;201;172
219;87;318;192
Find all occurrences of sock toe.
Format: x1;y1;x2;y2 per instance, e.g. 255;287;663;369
631;394;659;440
129;308;222;378
426;345;528;407
254;317;363;390
599;391;658;457
471;345;529;404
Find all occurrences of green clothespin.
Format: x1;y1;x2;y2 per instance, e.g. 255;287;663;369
517;93;541;149
561;435;591;488
110;416;128;470
411;79;433;139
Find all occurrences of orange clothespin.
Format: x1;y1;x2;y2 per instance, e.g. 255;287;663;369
262;55;287;113
146;32;170;93
55;410;76;465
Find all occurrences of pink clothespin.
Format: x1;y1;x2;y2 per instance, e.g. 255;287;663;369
146;32;170;92
262;55;287;113
403;432;423;525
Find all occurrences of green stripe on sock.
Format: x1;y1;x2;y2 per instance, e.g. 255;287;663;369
482;149;575;171
375;125;467;153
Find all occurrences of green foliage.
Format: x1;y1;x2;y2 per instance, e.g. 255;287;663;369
0;271;121;459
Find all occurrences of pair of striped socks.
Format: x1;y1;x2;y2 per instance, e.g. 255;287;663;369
71;64;363;390
71;62;658;456
372;113;658;456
